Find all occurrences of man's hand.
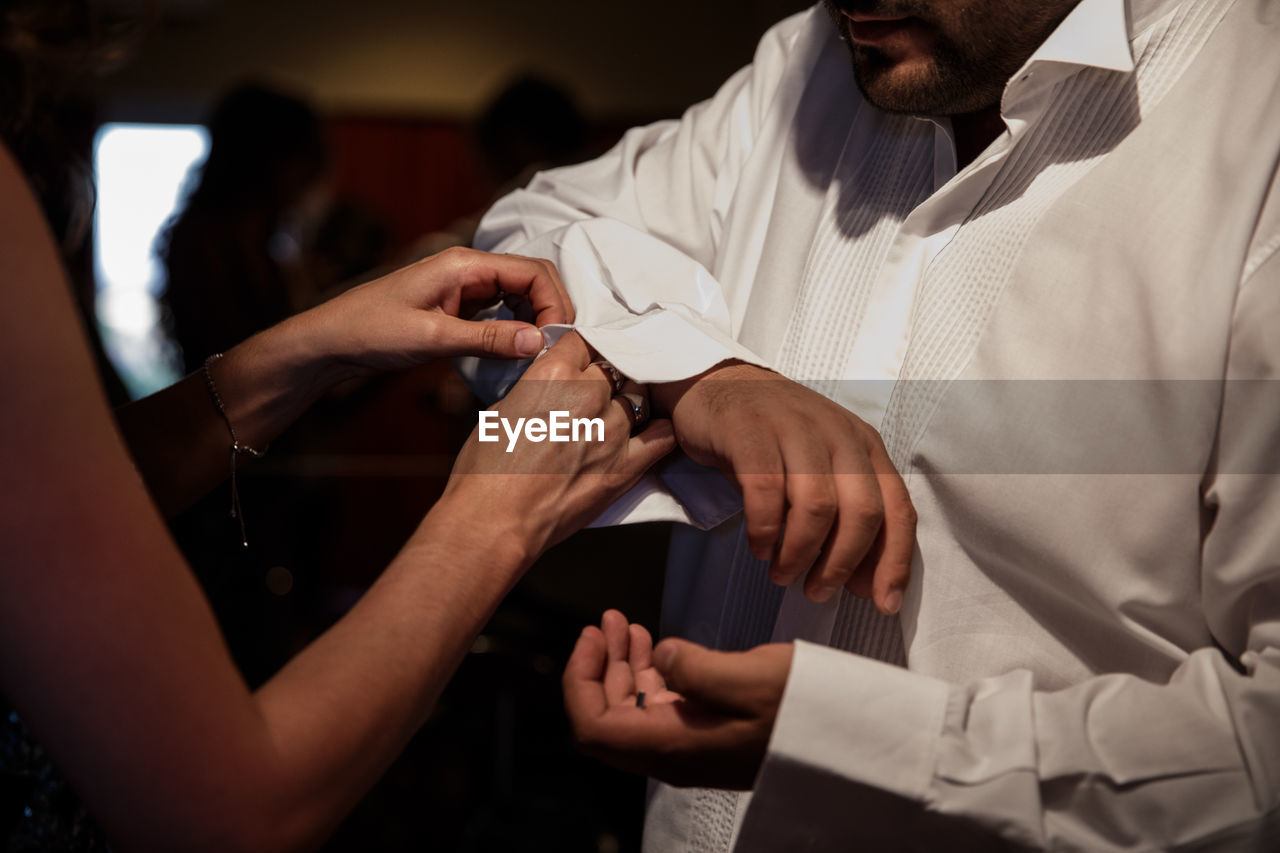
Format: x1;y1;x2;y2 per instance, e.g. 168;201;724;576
563;610;791;790
654;362;915;612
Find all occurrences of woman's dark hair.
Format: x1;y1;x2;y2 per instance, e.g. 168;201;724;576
0;0;146;251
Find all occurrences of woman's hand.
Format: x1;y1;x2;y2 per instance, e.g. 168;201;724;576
117;247;572;518
289;245;575;381
434;332;677;566
563;610;792;790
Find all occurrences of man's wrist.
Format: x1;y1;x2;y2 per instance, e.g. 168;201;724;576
652;360;777;416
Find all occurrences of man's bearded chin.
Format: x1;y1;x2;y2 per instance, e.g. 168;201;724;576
820;0;1009;117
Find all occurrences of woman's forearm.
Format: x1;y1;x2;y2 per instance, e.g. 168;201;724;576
5;136;638;851
116;248;575;518
114;314;351;517
244;504;530;850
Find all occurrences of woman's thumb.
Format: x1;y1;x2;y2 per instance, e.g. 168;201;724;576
439;316;544;359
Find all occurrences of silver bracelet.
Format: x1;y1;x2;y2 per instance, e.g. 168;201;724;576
202;353;267;548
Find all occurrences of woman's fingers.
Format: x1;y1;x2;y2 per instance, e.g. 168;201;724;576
449;248;573;327
539;330;596;373
446;334;673;556
626;418;676;475
500;253;574;326
430;315;545;359
568;361;675;477
608;379;649;438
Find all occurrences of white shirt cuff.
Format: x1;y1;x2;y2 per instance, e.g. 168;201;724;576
735;641;950;850
771;641;948;800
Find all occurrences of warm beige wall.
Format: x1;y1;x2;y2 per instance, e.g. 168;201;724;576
102;0;816;120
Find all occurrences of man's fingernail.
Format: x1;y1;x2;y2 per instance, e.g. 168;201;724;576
770;572;796;587
653;642;677;672
515;326;543;356
883;588;904;615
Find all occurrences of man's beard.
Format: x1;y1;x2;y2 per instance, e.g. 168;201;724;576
849;31;1000;116
821;0;1071;117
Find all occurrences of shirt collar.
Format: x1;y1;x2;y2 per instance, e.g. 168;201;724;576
1024;0;1135;75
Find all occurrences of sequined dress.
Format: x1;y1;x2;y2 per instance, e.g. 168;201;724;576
1;696;111;851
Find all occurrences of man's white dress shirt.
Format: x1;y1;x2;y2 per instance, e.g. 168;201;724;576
473;0;1280;848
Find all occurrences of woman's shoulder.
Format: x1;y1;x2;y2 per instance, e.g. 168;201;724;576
0;143;68;289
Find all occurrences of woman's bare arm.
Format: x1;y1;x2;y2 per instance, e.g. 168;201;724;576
0;144;671;851
115;240;576;518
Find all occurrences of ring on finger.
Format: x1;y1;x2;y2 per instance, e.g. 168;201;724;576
616;391;651;436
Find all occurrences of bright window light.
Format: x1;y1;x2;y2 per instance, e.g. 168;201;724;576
94;122;209;397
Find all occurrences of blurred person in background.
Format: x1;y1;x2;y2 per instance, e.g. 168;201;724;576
161;83;332;374
0;2;675;850
416;75;591;257
476;75;589;198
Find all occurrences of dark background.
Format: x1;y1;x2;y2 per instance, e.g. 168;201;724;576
96;0;816;251
81;1;811;851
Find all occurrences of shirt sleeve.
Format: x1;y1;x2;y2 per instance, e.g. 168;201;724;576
738;238;1280;849
468;11;813;386
461;12;813;529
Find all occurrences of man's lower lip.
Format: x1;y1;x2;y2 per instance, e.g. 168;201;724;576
846;17;919;46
